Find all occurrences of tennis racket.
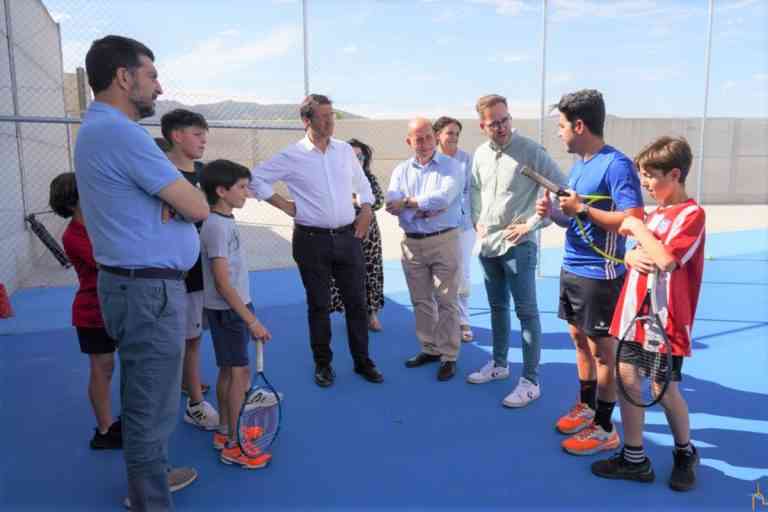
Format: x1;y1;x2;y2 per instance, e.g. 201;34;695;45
237;340;282;460
519;166;620;263
26;213;71;268
615;271;674;408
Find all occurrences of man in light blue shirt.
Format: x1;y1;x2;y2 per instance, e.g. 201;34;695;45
386;117;464;381
75;35;209;512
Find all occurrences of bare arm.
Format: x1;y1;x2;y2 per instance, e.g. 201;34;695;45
619;217;677;272
157;178;209;223
211;258;271;341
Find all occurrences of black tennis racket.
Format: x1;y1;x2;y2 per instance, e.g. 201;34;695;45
615;271;674;408
26;213;71;268
237;340;282;460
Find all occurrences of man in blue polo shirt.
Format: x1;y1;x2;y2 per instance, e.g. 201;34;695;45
74;35;209;511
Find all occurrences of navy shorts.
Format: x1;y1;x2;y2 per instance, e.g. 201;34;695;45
618;341;684;382
76;327;117;354
205;304;253;368
558;269;624;338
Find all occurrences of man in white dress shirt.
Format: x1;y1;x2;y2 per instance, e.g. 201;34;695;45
249;94;383;387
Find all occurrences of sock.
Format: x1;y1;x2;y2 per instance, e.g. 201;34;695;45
622;444;646;464
579;379;597;410
594;399;616;432
217;424;229;436
674;442;693;454
188;400;202;408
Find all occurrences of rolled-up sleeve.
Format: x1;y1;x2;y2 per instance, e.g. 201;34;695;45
249;151;291;200
470;156;482;225
350;149;374;205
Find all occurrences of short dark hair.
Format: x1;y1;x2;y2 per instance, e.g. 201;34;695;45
200;159;252;205
161;109;209;146
49;172;79;219
634;136;693;183
556;89;605;137
348;138;374;172
154;137;171;153
299;94;332;121
433;116;462;134
85;35;155;94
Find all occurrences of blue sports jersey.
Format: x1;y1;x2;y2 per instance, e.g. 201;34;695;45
563;145;644;280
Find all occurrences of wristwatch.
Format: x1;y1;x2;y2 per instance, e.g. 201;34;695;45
576;203;589;221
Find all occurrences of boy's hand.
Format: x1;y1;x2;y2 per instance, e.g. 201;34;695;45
625;246;656;274
161;203;175;223
558;190;582;217
618;216;643;237
536;191;552;218
476;223;487;238
248;319;271;342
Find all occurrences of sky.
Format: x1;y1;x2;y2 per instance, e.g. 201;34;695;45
43;0;768;119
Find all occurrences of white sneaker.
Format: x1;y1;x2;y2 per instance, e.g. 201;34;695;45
502;377;541;408
184;399;220;431
466;360;510;384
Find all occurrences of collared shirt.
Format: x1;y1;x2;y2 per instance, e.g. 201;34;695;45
249;135;374;229
386;152;464;234
439;148;474;231
74;101;199;270
471;129;566;257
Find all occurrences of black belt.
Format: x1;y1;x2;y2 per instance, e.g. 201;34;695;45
405;227;456;239
100;265;187;280
295;223;354;236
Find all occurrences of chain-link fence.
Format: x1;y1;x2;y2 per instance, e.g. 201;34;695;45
2;0;767;294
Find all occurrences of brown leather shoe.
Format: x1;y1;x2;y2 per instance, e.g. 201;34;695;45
405;352;441;368
437;361;456;381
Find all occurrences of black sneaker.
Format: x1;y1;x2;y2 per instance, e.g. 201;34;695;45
90;420;123;450
669;445;699;491
591;452;655;482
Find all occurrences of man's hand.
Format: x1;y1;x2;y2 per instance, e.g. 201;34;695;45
283;200;297;218
476;223;487;239
385;199;405;215
536;191;552;218
625;246;656;274
161;203;174;223
503;223;530;244
248;318;272;342
618;216;643;238
558;190;583;217
414;208;445;219
354;204;373;238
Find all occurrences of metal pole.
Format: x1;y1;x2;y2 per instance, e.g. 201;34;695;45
536;0;548;277
302;0;310;96
4;0;29;218
696;0;714;204
55;22;73;173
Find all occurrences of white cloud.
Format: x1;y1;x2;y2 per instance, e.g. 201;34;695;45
468;0;530;16
50;11;71;23
160;25;300;94
342;45;359;54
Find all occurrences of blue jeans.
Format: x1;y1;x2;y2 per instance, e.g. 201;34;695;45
99;271;186;512
479;241;541;384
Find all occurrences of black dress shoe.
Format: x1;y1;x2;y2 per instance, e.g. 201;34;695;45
314;365;335;387
437;361;456;381
354;364;384;383
404;352;441;368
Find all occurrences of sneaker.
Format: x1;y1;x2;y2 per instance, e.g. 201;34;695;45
123;466;197;509
220;444;271;469
466;360;510;384
184;399;220;431
591;451;655;482
90;420;123;450
555;402;595;434
213;427;265;450
669;445;699;491
502;377;541;408
562;423;621;455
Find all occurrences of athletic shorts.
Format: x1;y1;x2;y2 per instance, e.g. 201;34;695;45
558;268;624;338
618;341;684;382
185;291;205;340
205;304;253;368
76;326;117;355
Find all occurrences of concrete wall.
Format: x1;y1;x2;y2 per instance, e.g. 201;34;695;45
0;0;70;295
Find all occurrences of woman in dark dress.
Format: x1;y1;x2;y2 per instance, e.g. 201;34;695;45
329;138;385;331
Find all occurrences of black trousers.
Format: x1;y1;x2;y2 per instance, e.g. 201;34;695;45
292;226;371;368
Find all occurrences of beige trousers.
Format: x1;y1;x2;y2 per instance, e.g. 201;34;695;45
401;228;461;362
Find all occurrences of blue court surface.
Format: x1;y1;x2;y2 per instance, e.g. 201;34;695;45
1;229;766;511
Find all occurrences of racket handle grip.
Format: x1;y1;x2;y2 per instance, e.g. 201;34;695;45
256;340;264;373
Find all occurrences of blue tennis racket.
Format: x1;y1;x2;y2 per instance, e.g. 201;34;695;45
237;340;282;460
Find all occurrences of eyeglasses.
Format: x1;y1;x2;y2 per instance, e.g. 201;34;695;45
486;116;510;131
